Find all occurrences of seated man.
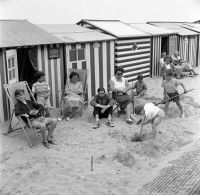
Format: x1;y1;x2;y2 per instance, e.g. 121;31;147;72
14;89;57;149
171;51;199;76
90;87;115;129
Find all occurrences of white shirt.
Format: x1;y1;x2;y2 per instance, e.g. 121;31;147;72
166;64;171;69
111;76;126;91
144;103;160;120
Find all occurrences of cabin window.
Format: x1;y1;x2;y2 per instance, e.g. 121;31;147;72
69;49;85;62
8;57;16;81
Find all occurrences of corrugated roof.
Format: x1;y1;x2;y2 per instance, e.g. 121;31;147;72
37;24;116;43
148;22;198;36
0;20;63;48
128;23;177;35
177;23;200;33
78;20;150;38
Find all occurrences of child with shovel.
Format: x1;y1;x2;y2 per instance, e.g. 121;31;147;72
162;69;188;118
135;103;165;140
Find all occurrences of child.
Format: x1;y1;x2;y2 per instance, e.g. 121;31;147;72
14;89;57;148
161;69;187;118
135;103;165;140
133;74;147;97
32;71;51;117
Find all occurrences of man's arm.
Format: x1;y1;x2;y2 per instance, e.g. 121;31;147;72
90;95;107;109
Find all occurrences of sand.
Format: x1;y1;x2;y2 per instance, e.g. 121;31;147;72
0;68;200;195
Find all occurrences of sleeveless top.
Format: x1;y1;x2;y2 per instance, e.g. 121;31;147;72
111;76;126;90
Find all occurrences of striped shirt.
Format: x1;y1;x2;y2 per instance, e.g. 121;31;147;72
32;81;50;97
133;81;147;93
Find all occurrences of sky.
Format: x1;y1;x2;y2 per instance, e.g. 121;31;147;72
0;0;200;24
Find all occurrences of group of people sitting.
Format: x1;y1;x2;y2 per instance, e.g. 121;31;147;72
14;54;196;148
14;68;148;148
160;51;199;79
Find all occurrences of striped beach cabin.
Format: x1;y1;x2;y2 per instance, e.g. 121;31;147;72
0;20;64;122
77;20;152;82
148;22;199;68
37;24;116;99
128;23;178;76
177;23;200;67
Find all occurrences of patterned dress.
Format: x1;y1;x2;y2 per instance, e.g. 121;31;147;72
61;81;83;110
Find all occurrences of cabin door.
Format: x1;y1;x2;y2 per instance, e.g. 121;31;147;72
5;49;19;84
169;36;177;56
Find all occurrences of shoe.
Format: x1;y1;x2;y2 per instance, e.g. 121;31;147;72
66;117;71;121
57;117;62;122
93;121;100;129
136;118;142;125
42;141;50;149
126;118;133;123
47;139;57;145
181;113;185;118
106;121;115;127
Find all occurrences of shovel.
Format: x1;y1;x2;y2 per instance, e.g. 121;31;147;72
136;89;194;125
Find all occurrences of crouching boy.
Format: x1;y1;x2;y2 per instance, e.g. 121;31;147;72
14;89;57;149
135;103;165;140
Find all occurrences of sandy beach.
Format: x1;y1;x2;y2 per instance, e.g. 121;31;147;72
1;68;200;195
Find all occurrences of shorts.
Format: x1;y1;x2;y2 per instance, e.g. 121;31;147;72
151;109;165;125
93;107;113;118
167;91;179;102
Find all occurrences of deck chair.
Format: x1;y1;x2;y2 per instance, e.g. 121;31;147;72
4;81;40;148
60;69;88;117
108;82;135;117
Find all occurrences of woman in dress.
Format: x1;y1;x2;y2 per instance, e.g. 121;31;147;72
58;72;83;121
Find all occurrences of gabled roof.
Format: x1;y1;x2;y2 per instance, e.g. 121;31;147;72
147;22;198;36
0;20;63;48
77;19;150;38
128;23;177;35
177;23;200;33
37;24;116;43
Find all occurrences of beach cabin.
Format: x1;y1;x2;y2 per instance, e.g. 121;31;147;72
177;23;200;67
148;22;199;68
37;24;116;98
0;20;64;122
77;20;152;82
128;23;177;76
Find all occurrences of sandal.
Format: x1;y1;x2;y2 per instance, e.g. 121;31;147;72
42;141;50;149
57;117;62;122
126;118;133;123
93;121;100;129
47;139;57;145
106;121;115;127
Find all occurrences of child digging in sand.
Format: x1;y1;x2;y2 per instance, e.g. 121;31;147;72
162;69;188;118
135;103;165;140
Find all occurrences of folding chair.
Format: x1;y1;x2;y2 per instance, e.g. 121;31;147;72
60;69;88;117
4;81;39;148
108;82;135;117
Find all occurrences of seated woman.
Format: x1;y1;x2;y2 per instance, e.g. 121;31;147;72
58;71;84;121
160;55;176;79
109;67;135;123
171;51;199;77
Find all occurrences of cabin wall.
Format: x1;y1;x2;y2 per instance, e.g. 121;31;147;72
65;41;115;99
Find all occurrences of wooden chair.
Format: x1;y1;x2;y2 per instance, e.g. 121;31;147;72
4;81;39;148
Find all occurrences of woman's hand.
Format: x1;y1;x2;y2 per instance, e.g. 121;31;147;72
29;109;39;116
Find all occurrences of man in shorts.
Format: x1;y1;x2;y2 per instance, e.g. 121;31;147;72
14;89;57;149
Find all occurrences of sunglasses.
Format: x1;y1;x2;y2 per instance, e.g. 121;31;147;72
117;73;123;76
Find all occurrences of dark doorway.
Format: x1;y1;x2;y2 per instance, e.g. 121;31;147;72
17;48;37;89
161;36;168;54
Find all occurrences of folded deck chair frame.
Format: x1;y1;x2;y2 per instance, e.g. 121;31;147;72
4;81;38;148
